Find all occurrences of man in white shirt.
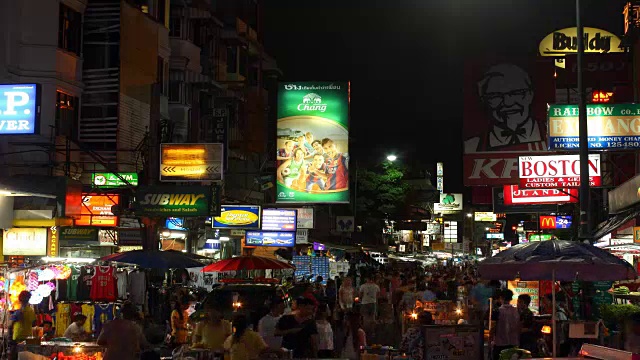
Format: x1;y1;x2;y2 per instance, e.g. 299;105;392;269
63;315;90;341
258;298;285;349
359;276;380;320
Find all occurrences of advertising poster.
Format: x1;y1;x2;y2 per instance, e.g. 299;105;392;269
213;205;261;229
463;59;555;186
75;194;119;227
290;208;314;229
245;231;295;247
548;104;640;150
262;209;297;231
508;280;540;313
0;83;40;134
135;185;211;217
276;82;349;203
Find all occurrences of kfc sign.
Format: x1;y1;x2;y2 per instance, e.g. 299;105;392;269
518;154;601;189
503;185;578;205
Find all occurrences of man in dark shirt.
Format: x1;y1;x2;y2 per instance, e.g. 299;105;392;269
517;294;536;354
275;297;318;358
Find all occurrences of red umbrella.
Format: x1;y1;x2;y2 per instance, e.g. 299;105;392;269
201;256;294;272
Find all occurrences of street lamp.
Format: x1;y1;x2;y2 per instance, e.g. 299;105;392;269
386;154;397;162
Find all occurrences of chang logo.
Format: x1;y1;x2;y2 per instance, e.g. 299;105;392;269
297;93;327;112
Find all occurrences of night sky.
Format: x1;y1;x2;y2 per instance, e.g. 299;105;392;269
263;0;627;191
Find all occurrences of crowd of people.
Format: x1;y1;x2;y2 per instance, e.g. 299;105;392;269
9;261;594;360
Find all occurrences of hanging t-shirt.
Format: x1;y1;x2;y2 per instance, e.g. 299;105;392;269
116;271;128;300
55;303;71;337
77;266;95;301
57;278;68;301
67;266;81;300
70;303;83;319
128;271;146;305
91;266;117;302
94;303;115;336
81;304;95;334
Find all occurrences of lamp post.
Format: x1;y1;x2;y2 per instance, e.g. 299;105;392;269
576;0;591;243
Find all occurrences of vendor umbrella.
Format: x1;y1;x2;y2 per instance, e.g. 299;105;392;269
100;250;205;268
201;255;294;272
478;240;636;357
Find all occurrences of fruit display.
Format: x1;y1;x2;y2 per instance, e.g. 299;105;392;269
614;286;630;295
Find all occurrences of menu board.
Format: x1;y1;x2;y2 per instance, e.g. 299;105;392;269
293;255;311;279
424;325;483;360
507;280;540;314
311;257;330;284
571;281;613;319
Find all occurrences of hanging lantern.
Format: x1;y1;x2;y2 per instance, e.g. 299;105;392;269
29;293;43;305
38;268;55;282
56;266;71;280
36;284;52;298
9;280;27;310
27;272;39;291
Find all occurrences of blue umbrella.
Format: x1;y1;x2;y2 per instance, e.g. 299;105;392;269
100;250;205;268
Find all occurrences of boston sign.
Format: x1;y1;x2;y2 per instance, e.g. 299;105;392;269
549;104;640;150
518;154;601;189
135;185;211;216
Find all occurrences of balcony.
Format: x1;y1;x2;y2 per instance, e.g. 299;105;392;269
170;38;202;73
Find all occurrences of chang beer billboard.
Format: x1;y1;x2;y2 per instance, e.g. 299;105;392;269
134;185;212;216
276;82;350;203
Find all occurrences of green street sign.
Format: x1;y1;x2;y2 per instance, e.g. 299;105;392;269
135;185;211;217
92;172;138;187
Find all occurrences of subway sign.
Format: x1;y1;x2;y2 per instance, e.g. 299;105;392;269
0;84;40;134
134;185;211;217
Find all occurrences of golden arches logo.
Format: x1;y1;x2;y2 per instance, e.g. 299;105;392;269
540;216;556;229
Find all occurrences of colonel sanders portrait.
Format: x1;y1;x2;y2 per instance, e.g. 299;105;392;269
464;63;543;153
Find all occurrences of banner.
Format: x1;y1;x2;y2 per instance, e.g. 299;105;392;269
134;185;212;217
0;84;40;134
276;82;349;203
463;59;555;185
503;185;578;205
549;104;640;150
518;154;601;188
160;143;224;182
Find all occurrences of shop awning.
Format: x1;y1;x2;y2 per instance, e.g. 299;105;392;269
592;205;640;241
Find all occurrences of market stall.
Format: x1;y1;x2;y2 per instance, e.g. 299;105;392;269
18;341;105;360
479;239;637;358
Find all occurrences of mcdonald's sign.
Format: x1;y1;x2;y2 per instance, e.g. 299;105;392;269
540;216;556;229
539;215;573;229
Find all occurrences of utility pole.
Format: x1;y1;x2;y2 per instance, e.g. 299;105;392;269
576;0;591;242
142;84;161;251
